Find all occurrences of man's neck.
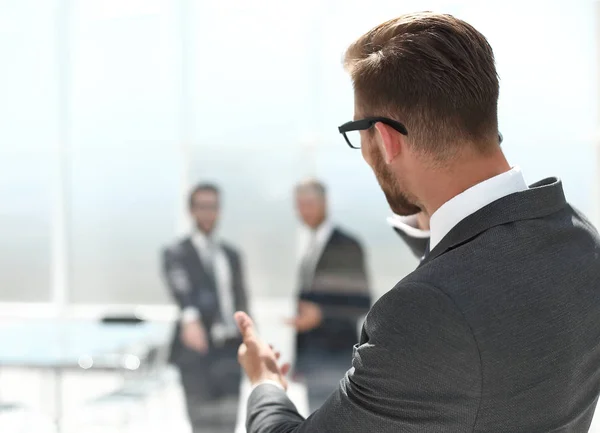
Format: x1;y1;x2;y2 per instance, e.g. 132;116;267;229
194;228;214;239
308;217;328;232
417;149;511;217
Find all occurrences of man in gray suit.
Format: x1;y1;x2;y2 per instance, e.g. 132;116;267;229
234;12;600;433
162;183;248;433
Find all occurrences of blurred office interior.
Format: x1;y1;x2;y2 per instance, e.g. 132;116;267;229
0;0;599;432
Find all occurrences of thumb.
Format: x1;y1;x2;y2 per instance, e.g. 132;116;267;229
281;362;292;376
235;311;256;341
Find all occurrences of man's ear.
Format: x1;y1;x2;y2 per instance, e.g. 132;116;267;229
374;122;403;164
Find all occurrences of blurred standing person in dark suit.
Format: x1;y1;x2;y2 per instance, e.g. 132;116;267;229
285;179;371;412
161;182;248;433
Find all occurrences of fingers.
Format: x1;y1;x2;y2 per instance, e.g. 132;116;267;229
279;363;291;391
234;311;256;341
237;343;247;358
268;344;281;360
280;377;289;391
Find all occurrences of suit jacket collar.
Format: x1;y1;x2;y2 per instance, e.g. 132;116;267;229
307;227;343;280
320;227;344;252
419;177;567;267
428;166;528;250
181;237;216;284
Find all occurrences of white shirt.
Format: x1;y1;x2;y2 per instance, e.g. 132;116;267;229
181;231;236;334
388;166;528;251
297;219;334;288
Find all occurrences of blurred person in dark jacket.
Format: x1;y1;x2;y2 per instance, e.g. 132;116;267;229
285;179;371;412
161;182;248;433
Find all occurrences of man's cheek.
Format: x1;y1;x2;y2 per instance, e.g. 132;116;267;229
360;143;371;166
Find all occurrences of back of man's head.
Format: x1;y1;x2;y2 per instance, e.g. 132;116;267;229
344;12;499;160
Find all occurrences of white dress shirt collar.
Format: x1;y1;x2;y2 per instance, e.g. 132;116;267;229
191;229;215;252
297;219;334;265
297;219;335;291
429;166;528;250
189;229;237;333
387;214;431;239
312;219;334;247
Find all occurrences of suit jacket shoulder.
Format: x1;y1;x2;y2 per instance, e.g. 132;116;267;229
568;203;600;235
329;226;364;250
165;237;241;260
163;236;192;257
400;193;600;432
220;240;242;262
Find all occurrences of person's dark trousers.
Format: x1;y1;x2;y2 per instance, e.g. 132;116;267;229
295;349;352;413
177;339;242;433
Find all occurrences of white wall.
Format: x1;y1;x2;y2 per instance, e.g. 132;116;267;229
0;0;596;306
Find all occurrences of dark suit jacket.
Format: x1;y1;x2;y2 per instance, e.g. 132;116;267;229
296;228;371;364
161;237;248;368
247;178;600;432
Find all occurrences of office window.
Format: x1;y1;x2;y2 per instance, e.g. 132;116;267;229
0;0;58;302
189;144;311;298
68;149;181;304
68;0;180;304
188;0;318;149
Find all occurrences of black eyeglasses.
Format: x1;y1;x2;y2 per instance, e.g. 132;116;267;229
338;117;504;149
338;117;408;149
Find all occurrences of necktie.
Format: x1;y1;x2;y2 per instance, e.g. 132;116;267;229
300;232;317;291
203;239;216;280
205;240;235;338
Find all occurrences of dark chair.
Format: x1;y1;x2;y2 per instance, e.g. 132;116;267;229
100;315;144;325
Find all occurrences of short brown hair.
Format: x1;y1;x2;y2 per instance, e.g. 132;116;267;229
189;182;220;209
295;178;327;197
344;12;499;158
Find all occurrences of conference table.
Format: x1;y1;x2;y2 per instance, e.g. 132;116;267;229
0;319;173;432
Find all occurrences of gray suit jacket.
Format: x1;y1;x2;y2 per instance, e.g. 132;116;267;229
246;178;600;432
162;237;248;367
